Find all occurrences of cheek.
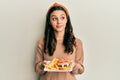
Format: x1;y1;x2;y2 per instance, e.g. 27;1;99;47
64;21;67;27
50;21;56;28
64;20;67;24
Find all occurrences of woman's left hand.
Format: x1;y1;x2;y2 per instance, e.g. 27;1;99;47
71;60;75;70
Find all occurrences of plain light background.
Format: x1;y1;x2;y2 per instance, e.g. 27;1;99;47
0;0;120;80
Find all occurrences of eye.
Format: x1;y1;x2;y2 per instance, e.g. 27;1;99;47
51;17;57;21
61;17;65;20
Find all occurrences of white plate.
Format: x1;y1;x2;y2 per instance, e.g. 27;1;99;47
44;60;72;72
44;68;72;72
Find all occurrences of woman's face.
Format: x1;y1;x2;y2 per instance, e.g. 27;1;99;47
50;10;67;32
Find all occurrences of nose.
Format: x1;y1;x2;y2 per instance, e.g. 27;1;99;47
57;18;61;24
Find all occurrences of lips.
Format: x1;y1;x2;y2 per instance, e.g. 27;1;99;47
56;25;63;28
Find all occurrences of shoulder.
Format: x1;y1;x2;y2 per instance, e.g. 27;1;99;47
37;37;44;47
75;38;83;44
75;38;83;47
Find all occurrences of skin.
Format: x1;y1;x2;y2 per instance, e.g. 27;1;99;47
50;10;67;40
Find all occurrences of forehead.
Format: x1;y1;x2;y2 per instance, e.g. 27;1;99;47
50;10;66;17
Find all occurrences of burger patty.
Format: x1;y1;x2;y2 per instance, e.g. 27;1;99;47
58;64;70;67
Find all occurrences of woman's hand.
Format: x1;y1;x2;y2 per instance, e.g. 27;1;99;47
71;60;75;70
39;60;48;70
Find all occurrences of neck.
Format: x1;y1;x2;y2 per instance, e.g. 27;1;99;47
54;31;65;41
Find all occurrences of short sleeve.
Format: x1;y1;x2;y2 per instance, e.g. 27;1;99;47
71;38;84;74
35;38;46;74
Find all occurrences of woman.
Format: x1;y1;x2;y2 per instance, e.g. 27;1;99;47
35;3;84;80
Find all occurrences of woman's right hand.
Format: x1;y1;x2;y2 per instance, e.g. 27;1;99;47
39;60;48;70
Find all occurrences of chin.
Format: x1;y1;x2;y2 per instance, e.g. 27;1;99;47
55;28;65;32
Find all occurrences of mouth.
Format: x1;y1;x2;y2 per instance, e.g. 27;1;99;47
56;25;63;28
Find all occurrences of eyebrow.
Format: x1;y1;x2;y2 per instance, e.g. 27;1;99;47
51;14;66;17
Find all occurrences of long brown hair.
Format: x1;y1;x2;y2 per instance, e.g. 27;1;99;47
44;6;75;56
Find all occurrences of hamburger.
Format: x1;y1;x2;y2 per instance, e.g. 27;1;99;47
57;59;71;70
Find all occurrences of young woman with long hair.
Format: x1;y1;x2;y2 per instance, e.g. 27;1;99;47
35;3;84;80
